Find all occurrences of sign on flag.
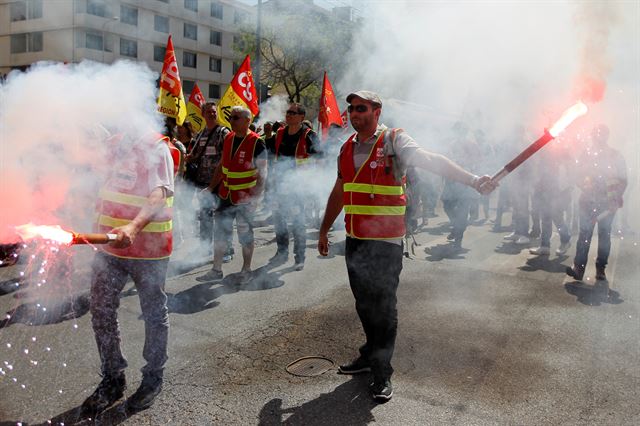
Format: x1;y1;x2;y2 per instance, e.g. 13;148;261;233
340;109;348;128
318;72;343;138
217;55;259;128
186;83;206;133
156;35;187;125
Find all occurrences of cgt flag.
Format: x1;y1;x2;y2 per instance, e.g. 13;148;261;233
157;35;187;125
217;55;259;128
340;109;348;128
186;83;206;133
318;72;342;138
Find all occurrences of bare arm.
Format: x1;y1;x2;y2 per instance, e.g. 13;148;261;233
406;148;495;194
318;177;345;256
207;162;223;192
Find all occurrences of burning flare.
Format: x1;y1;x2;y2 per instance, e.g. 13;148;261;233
15;223;74;245
14;223;116;245
548;101;589;137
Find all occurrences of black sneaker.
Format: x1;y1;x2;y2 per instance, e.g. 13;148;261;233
566;265;585;281
338;357;371;374
127;376;162;411
446;233;455;241
196;268;223;282
81;372;126;417
370;378;393;402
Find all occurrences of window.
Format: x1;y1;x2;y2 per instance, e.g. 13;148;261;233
184;23;197;40
156;0;168;2
86;32;104;51
120;38;137;58
184;0;197;12
87;0;109;17
10;32;43;53
211;2;223;19
120;4;138;26
209;57;222;73
234;10;244;25
209;84;221;99
154;15;169;33
183;51;197;68
210;30;222;46
10;0;42;22
154;45;166;62
232;62;239;74
183;80;195;96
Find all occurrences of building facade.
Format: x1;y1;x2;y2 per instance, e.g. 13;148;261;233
0;0;255;101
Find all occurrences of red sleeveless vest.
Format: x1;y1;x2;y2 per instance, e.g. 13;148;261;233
340;129;406;240
218;131;260;205
95;133;173;259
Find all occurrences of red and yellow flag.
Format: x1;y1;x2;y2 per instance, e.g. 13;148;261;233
318;72;342;138
156;35;187;125
217;55;259;128
186;83;206;133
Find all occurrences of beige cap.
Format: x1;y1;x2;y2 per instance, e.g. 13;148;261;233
346;90;382;107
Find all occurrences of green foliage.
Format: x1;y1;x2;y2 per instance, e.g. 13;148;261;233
236;10;352;110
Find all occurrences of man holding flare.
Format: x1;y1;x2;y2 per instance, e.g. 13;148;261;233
318;90;496;402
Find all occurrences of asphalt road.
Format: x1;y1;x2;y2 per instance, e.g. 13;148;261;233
0;210;638;425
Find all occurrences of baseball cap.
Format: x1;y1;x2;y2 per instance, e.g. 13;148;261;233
346;91;382;108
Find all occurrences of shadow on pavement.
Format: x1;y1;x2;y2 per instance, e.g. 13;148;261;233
494;242;530;255
565;281;623;306
167;268;285;314
424;243;468;261
424;221;451;236
0;277;22;296
519;255;570;273
0;291;90;329
258;376;376;426
33;398;135;426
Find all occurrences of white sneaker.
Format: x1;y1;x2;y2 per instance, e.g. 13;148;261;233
503;232;518;241
555;242;571;255
529;246;550;255
515;235;531;244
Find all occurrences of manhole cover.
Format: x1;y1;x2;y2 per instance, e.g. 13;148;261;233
286;356;335;377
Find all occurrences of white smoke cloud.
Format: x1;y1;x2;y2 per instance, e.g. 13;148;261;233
336;1;636;148
0;60;163;242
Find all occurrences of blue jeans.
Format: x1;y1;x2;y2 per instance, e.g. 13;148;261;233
273;192;307;263
573;203;615;269
537;189;570;247
90;252;169;379
442;197;472;243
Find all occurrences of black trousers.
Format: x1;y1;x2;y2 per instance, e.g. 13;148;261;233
345;237;403;380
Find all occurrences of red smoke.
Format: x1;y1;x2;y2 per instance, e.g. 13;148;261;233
573;73;606;104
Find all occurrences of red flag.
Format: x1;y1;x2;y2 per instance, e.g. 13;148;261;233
340;109;348;128
318;72;342;138
186;83;206;133
217;55;259;127
157;35;187;124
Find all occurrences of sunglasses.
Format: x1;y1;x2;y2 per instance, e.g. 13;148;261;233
286;110;302;115
230;115;244;121
347;104;370;113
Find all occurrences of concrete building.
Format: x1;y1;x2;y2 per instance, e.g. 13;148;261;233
0;0;255;101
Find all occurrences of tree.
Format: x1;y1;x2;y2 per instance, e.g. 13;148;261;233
236;9;352;111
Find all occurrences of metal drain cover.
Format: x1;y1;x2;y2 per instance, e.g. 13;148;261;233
286;356;335;377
